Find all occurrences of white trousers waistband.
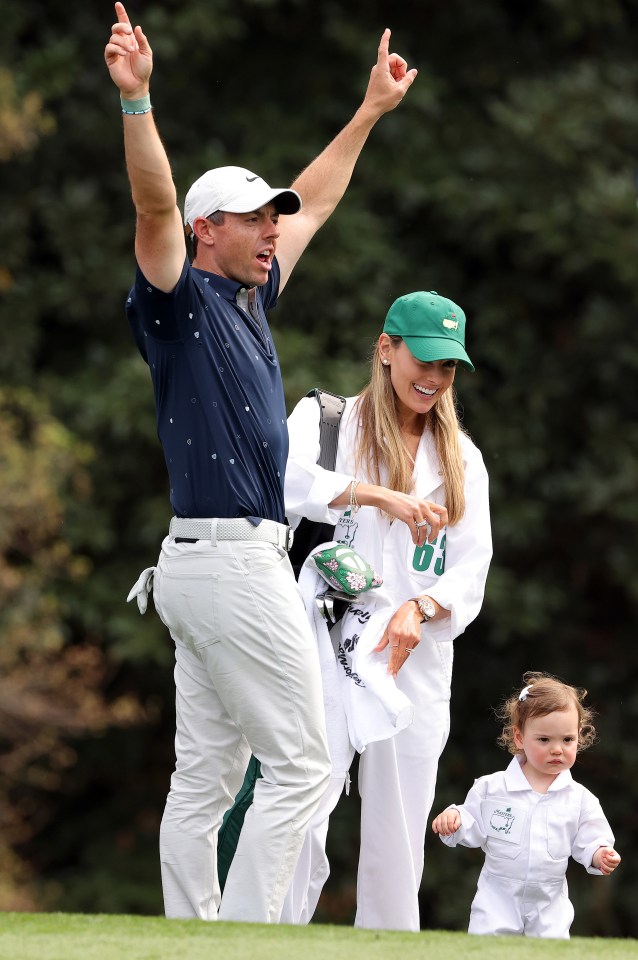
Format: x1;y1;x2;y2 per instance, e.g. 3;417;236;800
169;516;294;551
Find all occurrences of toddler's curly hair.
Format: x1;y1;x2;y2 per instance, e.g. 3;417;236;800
496;671;596;755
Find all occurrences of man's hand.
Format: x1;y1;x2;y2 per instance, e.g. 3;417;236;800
432;809;461;836
105;1;153;99
361;28;417;120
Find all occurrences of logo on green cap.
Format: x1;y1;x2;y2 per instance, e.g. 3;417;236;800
382;290;475;371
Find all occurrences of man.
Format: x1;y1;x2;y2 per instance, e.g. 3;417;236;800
105;1;417;924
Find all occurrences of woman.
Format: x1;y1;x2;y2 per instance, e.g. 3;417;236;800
282;290;492;931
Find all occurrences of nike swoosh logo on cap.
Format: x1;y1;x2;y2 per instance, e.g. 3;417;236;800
246;175;259;182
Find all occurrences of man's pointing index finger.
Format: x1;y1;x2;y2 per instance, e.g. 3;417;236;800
377;28;391;65
115;1;132;28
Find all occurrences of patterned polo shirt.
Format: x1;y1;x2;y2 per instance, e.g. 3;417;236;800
126;256;288;522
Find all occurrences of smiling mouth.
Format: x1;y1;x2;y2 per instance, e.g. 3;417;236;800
414;384;436;397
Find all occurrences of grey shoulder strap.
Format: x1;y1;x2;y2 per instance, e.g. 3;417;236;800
306;388;346;471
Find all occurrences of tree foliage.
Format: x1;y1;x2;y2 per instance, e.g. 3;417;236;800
0;388;147;909
1;0;637;935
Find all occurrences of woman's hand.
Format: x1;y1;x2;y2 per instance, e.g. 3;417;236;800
382;489;448;545
374;599;424;676
352;483;448;545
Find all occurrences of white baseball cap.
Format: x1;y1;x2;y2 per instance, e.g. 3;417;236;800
183;165;302;232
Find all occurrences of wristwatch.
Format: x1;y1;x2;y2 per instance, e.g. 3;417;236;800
411;596;436;623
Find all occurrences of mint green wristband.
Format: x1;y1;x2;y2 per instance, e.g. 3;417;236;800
121;94;152;115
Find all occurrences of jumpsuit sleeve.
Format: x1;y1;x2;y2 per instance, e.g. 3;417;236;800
422;443;492;642
572;788;616;876
284;396;355;526
438;781;489;851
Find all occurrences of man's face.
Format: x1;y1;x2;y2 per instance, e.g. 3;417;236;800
198;203;281;286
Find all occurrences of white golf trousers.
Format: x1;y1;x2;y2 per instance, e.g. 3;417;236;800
153;535;331;923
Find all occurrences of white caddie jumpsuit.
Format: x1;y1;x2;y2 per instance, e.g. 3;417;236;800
438;755;615;938
282;395;492;931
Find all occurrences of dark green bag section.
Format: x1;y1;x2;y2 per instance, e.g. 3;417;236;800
216;388;345;892
217;755;263;891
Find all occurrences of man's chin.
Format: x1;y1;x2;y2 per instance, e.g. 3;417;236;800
230;274;267;288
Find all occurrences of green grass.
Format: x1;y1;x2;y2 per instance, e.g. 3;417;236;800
0;914;636;960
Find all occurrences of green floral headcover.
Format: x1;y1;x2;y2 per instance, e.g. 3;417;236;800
312;544;383;596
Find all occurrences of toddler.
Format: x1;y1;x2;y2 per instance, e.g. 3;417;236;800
432;672;621;938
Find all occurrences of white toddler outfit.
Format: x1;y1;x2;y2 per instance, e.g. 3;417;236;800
438;755;615;938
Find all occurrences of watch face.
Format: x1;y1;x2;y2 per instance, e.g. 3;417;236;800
419;598;435;620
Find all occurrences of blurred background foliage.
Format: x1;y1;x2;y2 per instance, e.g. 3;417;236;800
1;0;637;937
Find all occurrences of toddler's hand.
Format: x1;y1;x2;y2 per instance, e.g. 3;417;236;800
432;808;461;836
594;846;621;875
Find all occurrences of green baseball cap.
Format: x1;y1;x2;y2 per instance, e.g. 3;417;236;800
383;291;474;372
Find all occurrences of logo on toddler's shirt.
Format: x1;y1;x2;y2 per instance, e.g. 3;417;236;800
481;800;526;845
490;806;515;835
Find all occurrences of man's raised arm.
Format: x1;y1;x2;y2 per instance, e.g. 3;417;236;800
105;1;184;293
275;29;417;293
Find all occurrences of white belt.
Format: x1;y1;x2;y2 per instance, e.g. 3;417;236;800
169;516;294;551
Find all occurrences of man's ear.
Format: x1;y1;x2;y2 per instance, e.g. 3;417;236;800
193;216;216;247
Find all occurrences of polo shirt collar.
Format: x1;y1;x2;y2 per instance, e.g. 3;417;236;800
193;267;245;302
505;755;574;793
505;756;533;792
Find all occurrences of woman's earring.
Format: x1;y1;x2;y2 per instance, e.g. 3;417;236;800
382;359;390;366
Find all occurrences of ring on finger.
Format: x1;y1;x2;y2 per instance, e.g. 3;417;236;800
415;519;429;528
406;647;414;655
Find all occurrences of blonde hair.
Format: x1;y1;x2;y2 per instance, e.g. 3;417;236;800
497;671;596;755
353;338;467;525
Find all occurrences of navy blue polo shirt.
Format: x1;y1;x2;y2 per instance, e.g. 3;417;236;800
126;257;288;522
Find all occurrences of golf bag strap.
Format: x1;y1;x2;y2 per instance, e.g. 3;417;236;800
307;387;346;471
